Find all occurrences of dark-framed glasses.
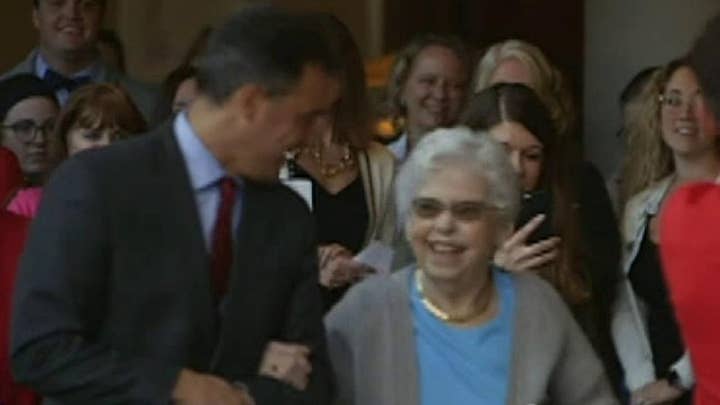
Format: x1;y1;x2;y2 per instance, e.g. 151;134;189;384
411;197;497;222
1;119;55;143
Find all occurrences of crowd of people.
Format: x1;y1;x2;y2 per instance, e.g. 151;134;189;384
1;1;720;405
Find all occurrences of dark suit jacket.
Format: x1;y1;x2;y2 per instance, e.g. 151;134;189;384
10;122;332;404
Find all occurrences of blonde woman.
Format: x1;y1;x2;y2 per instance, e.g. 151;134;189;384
474;39;575;139
385;34;470;162
614;60;720;405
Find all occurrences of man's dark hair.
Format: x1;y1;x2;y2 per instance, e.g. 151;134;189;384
196;5;339;103
690;14;720;119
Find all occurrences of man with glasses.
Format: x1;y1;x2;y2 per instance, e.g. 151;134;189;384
1;0;156;120
0;74;58;191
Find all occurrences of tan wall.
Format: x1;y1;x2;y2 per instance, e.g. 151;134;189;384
114;0;382;83
114;0;246;83
0;2;38;73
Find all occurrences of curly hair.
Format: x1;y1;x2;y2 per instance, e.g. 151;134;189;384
619;60;687;208
473;40;577;139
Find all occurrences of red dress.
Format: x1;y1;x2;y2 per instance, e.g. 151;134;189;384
660;183;720;405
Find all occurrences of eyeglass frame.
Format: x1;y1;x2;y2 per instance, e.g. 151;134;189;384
410;197;499;222
1;118;56;143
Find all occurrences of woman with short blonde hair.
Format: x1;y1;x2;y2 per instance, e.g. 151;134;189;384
474;39;576;139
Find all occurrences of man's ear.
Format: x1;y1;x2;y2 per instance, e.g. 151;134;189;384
225;84;268;125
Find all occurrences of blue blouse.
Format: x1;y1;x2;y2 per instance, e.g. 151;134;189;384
411;268;517;405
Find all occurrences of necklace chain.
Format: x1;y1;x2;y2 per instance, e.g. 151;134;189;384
415;270;494;324
303;142;355;178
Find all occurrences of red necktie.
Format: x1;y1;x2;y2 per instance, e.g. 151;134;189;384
211;177;236;297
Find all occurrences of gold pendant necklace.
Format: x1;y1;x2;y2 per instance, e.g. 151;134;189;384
306;142;355;179
415;270;494;324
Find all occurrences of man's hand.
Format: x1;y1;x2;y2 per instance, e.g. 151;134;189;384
259;341;312;391
172;369;255;405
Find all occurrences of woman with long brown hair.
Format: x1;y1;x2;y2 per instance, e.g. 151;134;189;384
461;83;621;400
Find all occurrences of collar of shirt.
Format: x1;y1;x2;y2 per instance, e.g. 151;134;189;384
388;132;408;162
173;112;241;190
34;52;99;81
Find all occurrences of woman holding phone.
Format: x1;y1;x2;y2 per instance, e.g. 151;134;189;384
461;83;621;398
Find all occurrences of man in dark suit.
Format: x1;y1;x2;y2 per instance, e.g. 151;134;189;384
11;6;340;405
1;0;156;119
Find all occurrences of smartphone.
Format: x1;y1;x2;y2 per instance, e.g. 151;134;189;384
515;190;556;244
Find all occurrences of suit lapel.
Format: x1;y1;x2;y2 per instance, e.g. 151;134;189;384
157;127;219;354
210;181;275;371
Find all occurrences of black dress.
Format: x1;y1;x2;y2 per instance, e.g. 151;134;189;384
288;162;369;310
628;221;692;404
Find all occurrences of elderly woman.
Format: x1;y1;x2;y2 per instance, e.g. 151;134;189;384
326;127;617;405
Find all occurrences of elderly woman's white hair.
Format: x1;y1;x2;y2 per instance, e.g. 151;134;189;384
395;126;521;228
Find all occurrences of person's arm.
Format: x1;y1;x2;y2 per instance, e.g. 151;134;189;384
10;158;181;404
324;291;357;405
242;210;333;404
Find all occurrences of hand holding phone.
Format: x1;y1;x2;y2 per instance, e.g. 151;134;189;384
496;213;561;273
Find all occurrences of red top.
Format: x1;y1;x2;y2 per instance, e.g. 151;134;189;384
0;210;38;405
0;147;23;206
660;183;720;405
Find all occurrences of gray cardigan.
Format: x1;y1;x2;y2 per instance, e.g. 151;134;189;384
325;268;619;405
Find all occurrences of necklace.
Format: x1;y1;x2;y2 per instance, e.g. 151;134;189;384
415;270;494;324
304;142;355;178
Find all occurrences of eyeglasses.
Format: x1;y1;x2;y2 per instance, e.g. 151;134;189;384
1;119;55;143
411;197;497;222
